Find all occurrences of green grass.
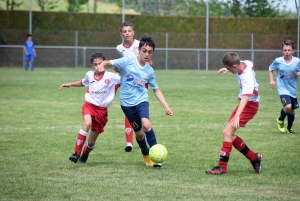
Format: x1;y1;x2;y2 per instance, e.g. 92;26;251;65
0;67;299;201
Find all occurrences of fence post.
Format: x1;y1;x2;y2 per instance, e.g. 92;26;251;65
75;31;78;68
197;49;200;70
83;47;86;68
251;33;254;63
166;32;168;70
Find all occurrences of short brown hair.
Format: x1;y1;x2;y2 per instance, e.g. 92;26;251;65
282;40;294;50
221;52;240;67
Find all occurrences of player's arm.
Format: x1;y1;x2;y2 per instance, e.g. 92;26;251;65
97;60;113;73
152;88;173;116
59;80;83;91
34;47;36;57
269;70;276;88
218;67;229;75
23;45;28;55
230;95;248;129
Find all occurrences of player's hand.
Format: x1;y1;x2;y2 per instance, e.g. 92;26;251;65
164;107;173;116
229;117;240;129
270;81;276;89
297;72;300;77
59;84;70;91
218;68;229;75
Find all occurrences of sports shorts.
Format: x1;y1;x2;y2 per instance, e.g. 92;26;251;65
279;95;299;109
82;101;108;133
228;101;259;127
121;101;150;132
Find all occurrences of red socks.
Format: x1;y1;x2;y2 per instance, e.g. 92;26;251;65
218;141;232;172
125;117;133;144
75;129;88;155
232;136;256;162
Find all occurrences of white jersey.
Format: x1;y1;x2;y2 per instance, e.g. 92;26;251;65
236;60;260;102
82;71;120;107
116;39;140;58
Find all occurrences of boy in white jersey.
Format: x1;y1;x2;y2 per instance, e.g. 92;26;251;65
116;22;153;152
99;35;173;167
269;40;300;134
205;52;262;175
59;53;120;163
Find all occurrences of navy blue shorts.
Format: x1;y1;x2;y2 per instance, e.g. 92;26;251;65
279;95;299;109
121;102;150;132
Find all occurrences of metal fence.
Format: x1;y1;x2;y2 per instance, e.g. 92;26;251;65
1;44;299;70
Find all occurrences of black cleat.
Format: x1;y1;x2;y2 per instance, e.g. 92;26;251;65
79;153;89;163
124;143;133;152
251;153;262;173
69;153;80;163
205;165;228;175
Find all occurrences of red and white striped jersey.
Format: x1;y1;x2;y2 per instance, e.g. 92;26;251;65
82;71;120;107
237;60;260;102
116;39;140;58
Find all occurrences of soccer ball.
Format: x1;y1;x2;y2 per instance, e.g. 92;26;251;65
149;144;168;163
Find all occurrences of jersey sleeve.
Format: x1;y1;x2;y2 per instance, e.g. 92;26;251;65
111;57;129;71
269;59;279;71
81;72;90;87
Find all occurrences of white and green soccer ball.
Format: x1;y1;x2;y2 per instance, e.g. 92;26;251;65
149;144;168;163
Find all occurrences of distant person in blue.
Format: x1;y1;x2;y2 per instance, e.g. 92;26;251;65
269;39;300;134
98;35;173;168
23;34;36;71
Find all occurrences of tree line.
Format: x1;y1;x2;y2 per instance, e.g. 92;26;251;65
0;0;297;18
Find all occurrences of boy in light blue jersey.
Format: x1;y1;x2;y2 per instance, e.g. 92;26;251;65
269;40;300;134
98;35;173;167
23;34;36;71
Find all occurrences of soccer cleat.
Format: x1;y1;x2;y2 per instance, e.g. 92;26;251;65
205;165;228;175
69;153;80;163
124;143;133;152
276;118;286;133
153;163;162;168
79;153;89;163
286;129;294;134
251;153;262;173
143;155;155;167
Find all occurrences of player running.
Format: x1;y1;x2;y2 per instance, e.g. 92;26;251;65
59;53;120;163
269;39;300;134
116;22;152;152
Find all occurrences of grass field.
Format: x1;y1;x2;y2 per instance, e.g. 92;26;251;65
0;67;299;201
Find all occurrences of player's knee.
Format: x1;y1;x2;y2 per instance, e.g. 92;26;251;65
284;104;292;112
83;121;92;130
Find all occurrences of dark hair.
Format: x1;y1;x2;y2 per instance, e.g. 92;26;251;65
221;52;240;67
91;53;105;63
119;22;134;32
27;34;32;38
139;35;156;51
282;39;294;50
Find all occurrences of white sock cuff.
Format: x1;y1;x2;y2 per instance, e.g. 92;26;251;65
88;143;96;149
79;129;88;136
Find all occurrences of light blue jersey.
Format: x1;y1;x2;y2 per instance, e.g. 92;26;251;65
111;57;158;106
269;56;300;98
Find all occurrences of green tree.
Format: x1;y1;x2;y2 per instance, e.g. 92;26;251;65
66;0;88;12
0;0;23;10
36;0;59;11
